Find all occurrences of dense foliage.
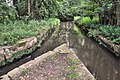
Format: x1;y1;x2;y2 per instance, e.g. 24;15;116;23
75;17;120;44
0;0;82;46
79;0;114;25
0;0;81;21
74;0;120;45
0;18;60;46
90;24;120;44
0;0;120;45
29;0;80;20
99;25;120;44
0;0;16;22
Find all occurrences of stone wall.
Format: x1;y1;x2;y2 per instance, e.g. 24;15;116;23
0;27;55;66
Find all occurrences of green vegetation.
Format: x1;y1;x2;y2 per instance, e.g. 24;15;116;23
75;16;99;26
0;0;81;21
73;25;83;39
0;0;81;46
0;18;60;66
0;0;16;22
74;0;120;45
75;17;120;44
0;43;37;66
0;0;120;66
67;72;78;80
0;0;82;46
88;29;98;40
74;16;81;21
0;18;60;46
21;68;31;76
99;25;120;44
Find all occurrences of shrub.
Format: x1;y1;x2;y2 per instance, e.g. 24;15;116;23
99;25;120;44
76;16;99;26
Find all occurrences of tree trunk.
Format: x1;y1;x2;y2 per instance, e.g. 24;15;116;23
116;0;120;25
111;0;120;25
31;0;35;18
110;0;117;25
28;0;31;16
13;0;19;19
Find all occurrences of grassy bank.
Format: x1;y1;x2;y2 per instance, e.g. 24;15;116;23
0;18;60;46
74;16;120;45
0;18;60;66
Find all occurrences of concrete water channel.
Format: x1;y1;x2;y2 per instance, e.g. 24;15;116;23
68;23;120;80
0;22;120;80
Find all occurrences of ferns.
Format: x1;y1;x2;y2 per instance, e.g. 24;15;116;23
0;18;60;46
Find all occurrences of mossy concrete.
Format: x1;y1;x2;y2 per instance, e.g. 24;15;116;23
1;44;95;80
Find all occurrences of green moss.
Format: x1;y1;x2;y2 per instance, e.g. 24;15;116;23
21;68;31;76
73;25;83;39
66;58;79;80
0;44;37;66
73;25;80;33
67;72;78;80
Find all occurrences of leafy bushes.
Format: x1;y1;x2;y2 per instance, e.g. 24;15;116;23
0;18;60;46
113;38;120;44
75;16;120;44
75;16;99;26
99;25;120;44
0;0;16;22
88;25;120;44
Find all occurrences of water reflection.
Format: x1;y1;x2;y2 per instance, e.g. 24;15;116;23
69;28;120;80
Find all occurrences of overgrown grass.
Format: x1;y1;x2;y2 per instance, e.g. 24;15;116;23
0;18;60;46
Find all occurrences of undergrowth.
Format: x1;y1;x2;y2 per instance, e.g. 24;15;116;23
0;18;60;46
75;16;120;44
